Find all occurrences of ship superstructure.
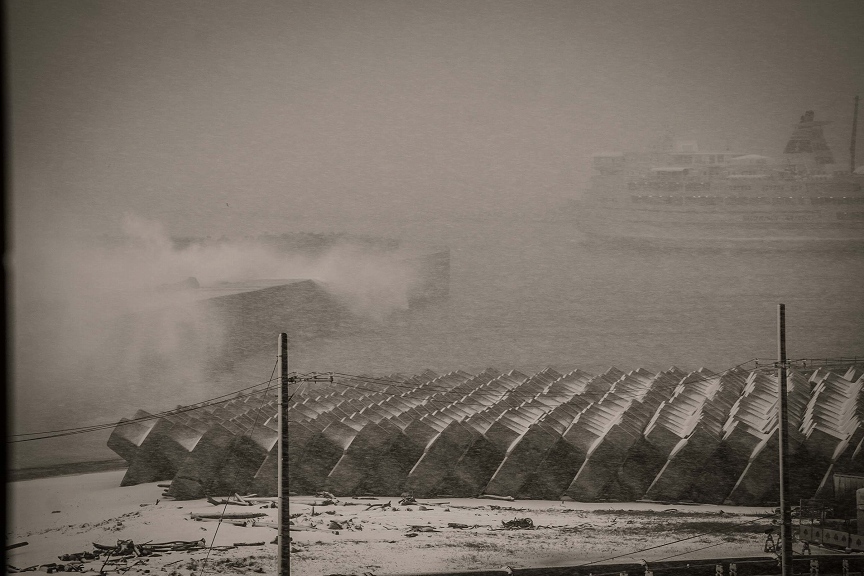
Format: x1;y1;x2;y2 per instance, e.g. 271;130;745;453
572;109;864;245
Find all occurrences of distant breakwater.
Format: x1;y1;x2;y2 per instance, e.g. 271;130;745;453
9;459;128;482
108;363;864;507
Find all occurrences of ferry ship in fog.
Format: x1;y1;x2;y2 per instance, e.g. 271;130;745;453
570;103;864;246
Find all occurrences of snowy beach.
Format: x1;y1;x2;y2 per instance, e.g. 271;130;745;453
7;470;780;575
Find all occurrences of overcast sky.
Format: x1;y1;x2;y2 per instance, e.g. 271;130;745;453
7;0;864;468
7;0;864;238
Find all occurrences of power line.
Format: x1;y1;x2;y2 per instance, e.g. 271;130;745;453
289;367;735;420
286;360;761;420
328;355;860;398
284;360;855;444
329;351;860;393
333;360;757;395
652;540;728;562
286;355;862;420
575;512;776;568
754;356;864;371
200;359;278;576
8;388;278;443
327;370;721;403
283;368;755;437
11;355;861;444
8;375;290;443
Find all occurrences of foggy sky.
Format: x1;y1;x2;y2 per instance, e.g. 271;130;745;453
8;0;864;243
6;0;864;468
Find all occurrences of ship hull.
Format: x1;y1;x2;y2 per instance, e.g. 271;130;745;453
567;199;864;249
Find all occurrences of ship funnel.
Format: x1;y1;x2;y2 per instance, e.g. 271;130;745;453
783;110;834;166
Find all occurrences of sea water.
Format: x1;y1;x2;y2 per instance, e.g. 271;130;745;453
10;214;864;469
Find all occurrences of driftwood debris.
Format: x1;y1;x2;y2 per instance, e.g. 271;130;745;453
191;511;267;520
232;541;265;547
479;494;515;501
206;495;253;507
8;562;85;573
500;517;534;530
364;501;392;510
214;519;260;527
326;518;364;531
9;540;208;573
94;539;206;554
58;551;99;562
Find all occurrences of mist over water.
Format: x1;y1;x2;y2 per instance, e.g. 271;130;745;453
11;211;864;468
295;215;864;375
10;214;429;467
7;0;864;469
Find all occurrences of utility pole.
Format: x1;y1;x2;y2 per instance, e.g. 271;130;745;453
851;95;859;174
277;333;289;576
778;304;794;576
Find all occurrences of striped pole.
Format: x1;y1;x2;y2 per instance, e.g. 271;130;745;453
778;305;793;576
278;333;289;575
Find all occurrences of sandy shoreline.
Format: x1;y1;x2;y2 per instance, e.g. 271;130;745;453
8;459;128;482
7;470;783;575
7;470;277;574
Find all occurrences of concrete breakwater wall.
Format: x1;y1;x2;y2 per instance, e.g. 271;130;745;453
108;365;864;504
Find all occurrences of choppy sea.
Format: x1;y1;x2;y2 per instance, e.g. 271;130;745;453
10;215;864;470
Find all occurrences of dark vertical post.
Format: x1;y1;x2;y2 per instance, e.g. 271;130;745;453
277;333;289;575
851;95;859;174
778;304;793;576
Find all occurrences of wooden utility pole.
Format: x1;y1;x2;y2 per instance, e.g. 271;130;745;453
851;95;859;174
778;304;794;576
277;333;289;575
